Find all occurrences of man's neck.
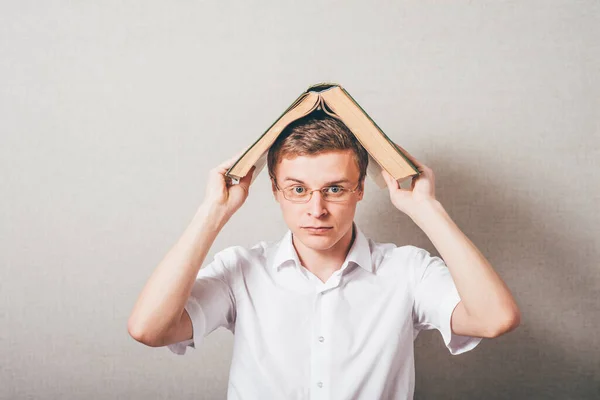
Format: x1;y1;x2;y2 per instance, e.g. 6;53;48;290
292;224;356;280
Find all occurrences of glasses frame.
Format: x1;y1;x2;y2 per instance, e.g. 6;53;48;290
271;176;362;204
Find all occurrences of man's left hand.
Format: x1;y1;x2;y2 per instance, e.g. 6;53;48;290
381;144;437;218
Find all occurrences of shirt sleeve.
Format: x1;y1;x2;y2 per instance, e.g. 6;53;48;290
167;248;237;355
411;246;483;355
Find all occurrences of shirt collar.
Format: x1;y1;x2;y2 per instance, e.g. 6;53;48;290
271;222;374;274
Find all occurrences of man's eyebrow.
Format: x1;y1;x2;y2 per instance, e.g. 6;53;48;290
282;177;351;185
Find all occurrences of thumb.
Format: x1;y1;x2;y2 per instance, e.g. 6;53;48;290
227;166;256;207
238;165;256;188
381;169;400;192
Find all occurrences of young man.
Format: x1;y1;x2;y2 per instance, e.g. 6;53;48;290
128;111;520;399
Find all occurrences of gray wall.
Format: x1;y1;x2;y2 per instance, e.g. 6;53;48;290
2;1;599;399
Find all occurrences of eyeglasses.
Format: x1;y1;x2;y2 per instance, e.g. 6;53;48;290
271;177;361;203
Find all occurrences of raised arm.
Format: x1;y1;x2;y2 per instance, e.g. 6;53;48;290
127;152;255;347
381;145;520;339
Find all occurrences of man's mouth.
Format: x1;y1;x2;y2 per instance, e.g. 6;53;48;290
302;227;333;233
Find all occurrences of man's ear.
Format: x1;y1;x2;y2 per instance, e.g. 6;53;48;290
357;179;366;201
271;179;280;203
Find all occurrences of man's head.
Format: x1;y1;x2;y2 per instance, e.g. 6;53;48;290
267;110;369;251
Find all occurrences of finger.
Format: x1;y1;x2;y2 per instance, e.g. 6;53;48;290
239;165;256;186
381;169;399;191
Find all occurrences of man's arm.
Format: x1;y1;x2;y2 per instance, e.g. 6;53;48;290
381;145;520;339
410;199;521;338
127;151;254;347
127;204;229;347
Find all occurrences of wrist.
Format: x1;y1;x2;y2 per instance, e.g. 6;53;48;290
193;203;231;230
407;198;446;226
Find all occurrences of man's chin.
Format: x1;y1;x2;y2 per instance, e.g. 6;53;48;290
297;231;337;249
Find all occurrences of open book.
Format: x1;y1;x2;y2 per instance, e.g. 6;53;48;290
226;83;420;189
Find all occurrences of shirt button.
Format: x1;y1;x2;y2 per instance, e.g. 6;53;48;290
318;336;324;342
317;381;323;388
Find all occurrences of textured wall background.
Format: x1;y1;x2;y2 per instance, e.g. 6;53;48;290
2;1;599;399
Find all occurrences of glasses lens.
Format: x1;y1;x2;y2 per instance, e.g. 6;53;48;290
323;187;348;202
283;186;352;203
284;186;310;202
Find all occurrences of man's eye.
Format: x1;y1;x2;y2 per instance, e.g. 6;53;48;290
293;186;306;194
326;186;343;193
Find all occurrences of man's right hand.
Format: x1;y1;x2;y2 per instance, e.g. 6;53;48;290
201;148;256;219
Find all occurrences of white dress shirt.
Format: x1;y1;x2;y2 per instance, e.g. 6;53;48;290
168;222;482;399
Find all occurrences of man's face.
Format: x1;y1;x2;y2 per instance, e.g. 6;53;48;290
271;149;365;251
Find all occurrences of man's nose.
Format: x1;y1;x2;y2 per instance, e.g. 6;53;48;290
308;190;327;217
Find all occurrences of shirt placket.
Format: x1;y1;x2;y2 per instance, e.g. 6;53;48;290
310;285;333;400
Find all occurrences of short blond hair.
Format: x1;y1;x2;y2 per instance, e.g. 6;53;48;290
267;110;369;189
